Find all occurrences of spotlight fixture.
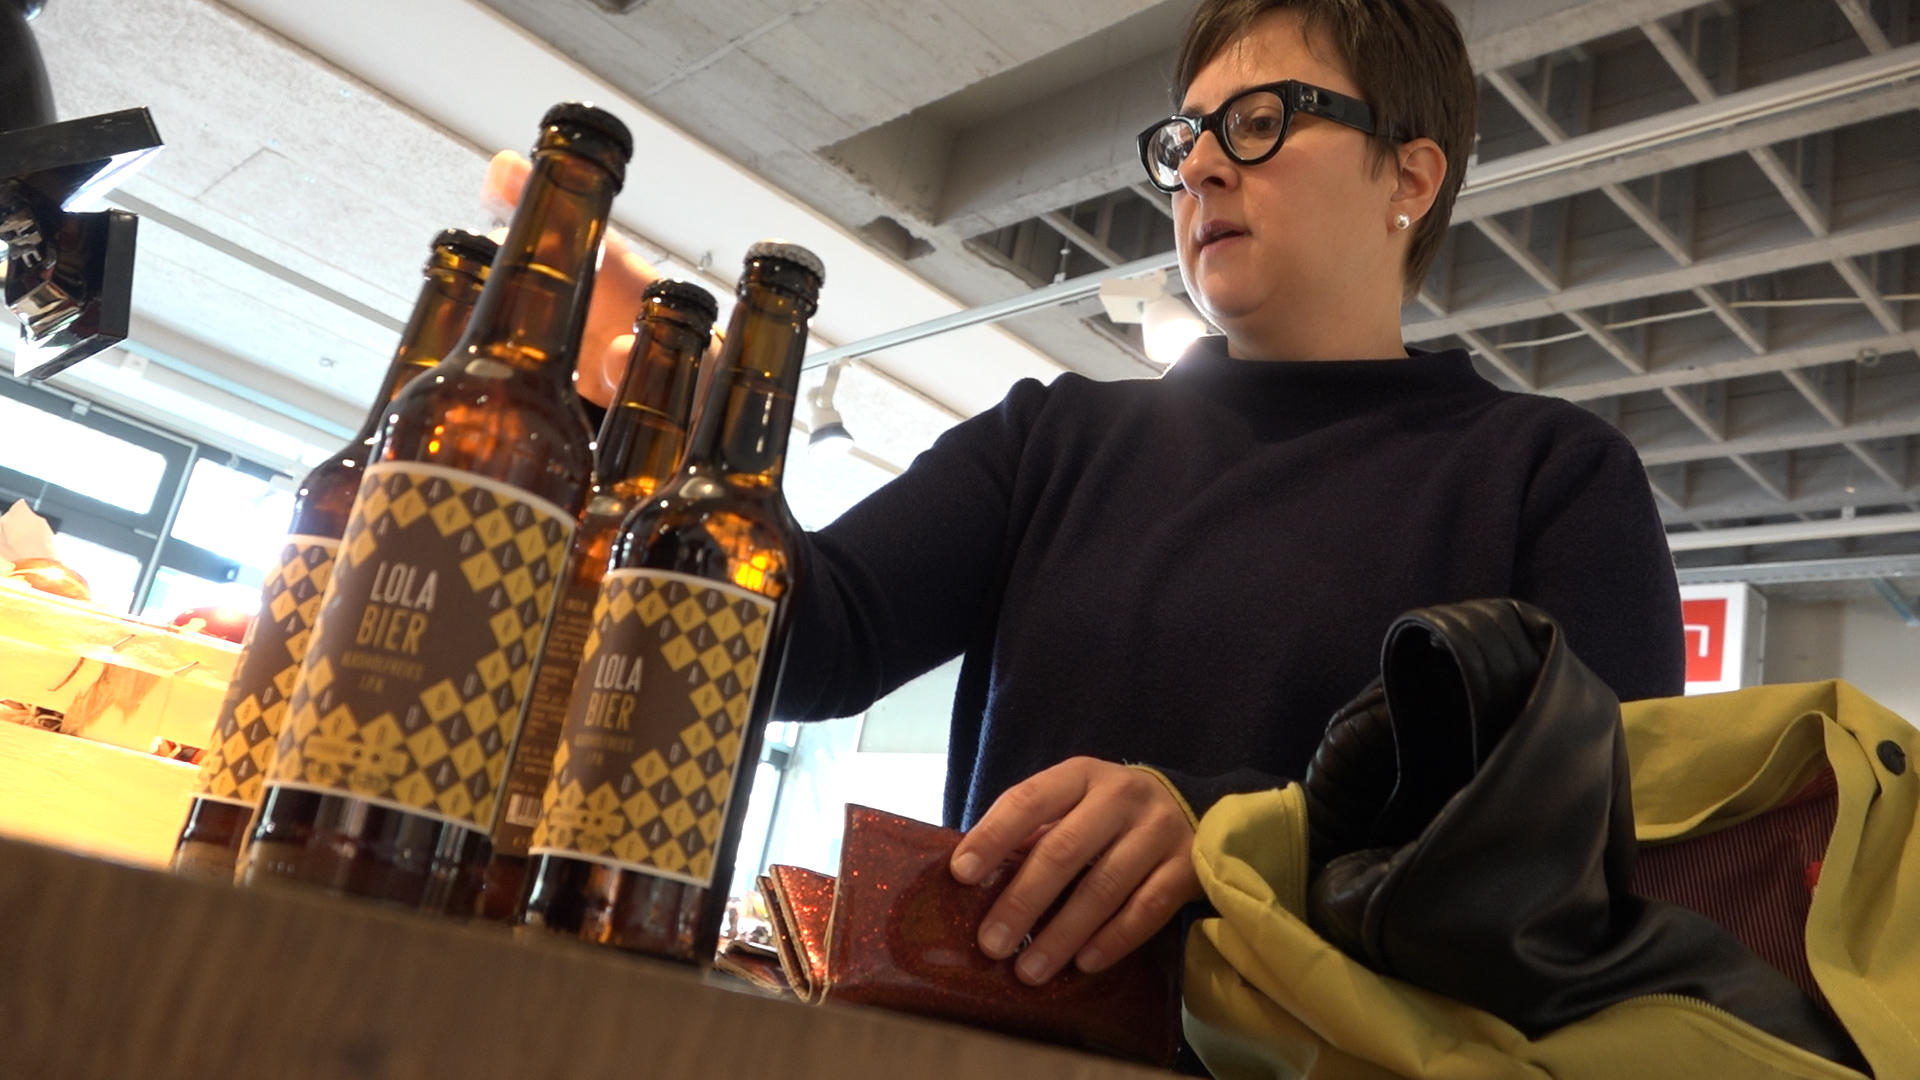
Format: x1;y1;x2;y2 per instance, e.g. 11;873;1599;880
807;358;853;454
1141;294;1207;366
1098;270;1209;366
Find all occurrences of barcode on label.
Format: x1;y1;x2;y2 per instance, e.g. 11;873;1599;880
506;793;543;828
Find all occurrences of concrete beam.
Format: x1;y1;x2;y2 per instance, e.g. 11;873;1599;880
1639;408;1920;467
1663;383;1727;441
1040;211;1124;267
1404;208;1920;343
936;49;1172;234
1453;43;1920;222
1456;0;1705;72
1548;328;1911;402
1606;184;1692;265
1646;463;1690;511
1568;310;1644;373
1693;284;1766;353
1832;256;1903;333
1783;364;1849;428
1664;512;1920;552
1474;217;1560;291
1660;475;1911;527
1833;0;1894;54
1730;451;1793;501
1458;329;1535;390
1655;442;1914;524
1848;439;1910;490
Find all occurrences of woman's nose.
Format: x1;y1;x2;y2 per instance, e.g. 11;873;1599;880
1177;129;1235;195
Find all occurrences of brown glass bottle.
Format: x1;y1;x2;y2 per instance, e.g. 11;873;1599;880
476;278;718;920
171;229;496;880
241;103;632;915
519;242;823;963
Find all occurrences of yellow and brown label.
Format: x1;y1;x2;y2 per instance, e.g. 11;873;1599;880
490;554;600;857
529;569;775;887
189;535;338;808
264;463;575;834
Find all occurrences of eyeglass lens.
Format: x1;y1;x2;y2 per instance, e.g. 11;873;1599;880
1146;89;1288;189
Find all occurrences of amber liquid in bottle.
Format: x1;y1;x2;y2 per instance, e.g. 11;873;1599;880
171;230;495;880
476;281;717;920
241;104;631;914
519;243;823;963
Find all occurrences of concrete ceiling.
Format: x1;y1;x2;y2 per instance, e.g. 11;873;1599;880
10;0;1920;571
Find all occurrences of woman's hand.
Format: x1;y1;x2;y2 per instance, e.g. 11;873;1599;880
480;150;665;406
950;756;1201;985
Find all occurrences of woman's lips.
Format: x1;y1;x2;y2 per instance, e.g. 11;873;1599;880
1196;222;1248;250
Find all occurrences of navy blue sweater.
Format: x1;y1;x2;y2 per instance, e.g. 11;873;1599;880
775;340;1684;828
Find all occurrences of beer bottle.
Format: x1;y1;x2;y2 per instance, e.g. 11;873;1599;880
519;242;823;962
171;228;497;879
477;278;719;920
242;103;631;914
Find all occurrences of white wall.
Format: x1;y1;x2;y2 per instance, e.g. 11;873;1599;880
1765;596;1920;725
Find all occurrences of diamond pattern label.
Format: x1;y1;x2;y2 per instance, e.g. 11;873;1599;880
489;554;599;857
529;569;775;887
189;536;338;808
264;463;575;834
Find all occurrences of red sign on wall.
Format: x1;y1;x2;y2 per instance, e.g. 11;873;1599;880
1682;597;1728;684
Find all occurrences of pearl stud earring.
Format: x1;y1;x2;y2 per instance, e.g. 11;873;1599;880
1394;213;1411;231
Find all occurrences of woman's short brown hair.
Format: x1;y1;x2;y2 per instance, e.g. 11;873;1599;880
1174;0;1477;300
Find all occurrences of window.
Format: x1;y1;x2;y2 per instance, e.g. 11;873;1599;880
0;394;168;514
0;374;287;617
170;459;295;571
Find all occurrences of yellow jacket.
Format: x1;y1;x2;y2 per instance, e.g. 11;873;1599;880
1183;680;1920;1079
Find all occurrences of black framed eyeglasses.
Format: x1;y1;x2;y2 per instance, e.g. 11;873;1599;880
1136;80;1379;193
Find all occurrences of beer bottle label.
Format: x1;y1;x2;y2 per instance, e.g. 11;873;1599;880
490;553;600;857
189;536;338;808
265;463;575;835
529;569;775;887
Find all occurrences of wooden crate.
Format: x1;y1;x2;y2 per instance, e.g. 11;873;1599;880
0;581;238;753
0;720;194;867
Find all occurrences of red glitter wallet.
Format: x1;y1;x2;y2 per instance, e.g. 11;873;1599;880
756;804;1182;1067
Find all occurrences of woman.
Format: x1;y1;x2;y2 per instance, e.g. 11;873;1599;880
546;0;1683;992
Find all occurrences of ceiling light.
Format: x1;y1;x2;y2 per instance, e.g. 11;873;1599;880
1142;294;1207;366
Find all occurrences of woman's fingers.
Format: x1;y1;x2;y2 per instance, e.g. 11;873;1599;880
952;758;1201;984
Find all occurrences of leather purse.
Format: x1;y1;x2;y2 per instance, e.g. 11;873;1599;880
751;804;1181;1067
1299;598;1863;1069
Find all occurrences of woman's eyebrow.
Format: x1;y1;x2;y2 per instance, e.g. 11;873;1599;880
1180;80;1270;117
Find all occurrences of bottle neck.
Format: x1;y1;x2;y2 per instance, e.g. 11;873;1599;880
681;280;813;485
353;264;486;442
596;307;707;500
453;146;618;391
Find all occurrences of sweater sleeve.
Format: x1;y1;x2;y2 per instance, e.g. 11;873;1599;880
1511;431;1686;701
773;378;1051;722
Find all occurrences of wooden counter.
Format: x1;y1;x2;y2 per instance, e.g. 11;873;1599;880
0;835;1173;1080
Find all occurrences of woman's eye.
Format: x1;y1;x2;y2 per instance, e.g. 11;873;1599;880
1234;110;1284;140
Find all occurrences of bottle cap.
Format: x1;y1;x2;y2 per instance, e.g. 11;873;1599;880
745;240;825;286
430;228;500;267
642;278;720;328
541;102;634;162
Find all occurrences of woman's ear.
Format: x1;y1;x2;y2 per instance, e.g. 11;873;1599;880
1388;137;1447;230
